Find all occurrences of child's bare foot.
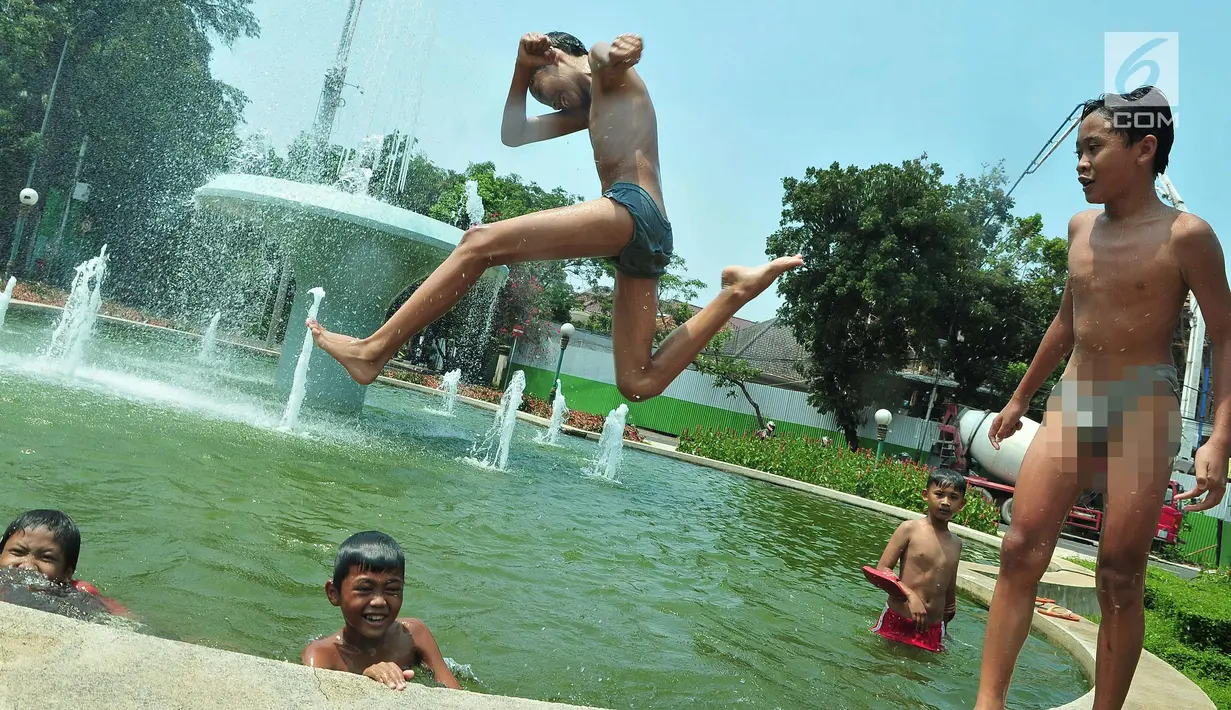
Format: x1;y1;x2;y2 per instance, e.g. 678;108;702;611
306;319;385;385
721;254;804;302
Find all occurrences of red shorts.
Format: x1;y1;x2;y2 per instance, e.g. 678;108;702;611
870;605;945;652
72;579;131;617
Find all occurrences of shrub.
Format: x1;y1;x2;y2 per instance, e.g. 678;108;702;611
678;427;1002;535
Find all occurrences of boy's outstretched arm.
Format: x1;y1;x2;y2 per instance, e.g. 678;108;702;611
988;215;1082;447
875;521;911;576
1174;216;1231;513
403;619;462;690
501;33;588;147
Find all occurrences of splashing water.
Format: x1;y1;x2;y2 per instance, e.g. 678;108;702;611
198;311;221;363
44;245;108;375
334;134;384;195
0;276;16;332
466;370;525;471
279;287;326;431
464;179;484;226
536;381;569;446
431;368;462;416
588;404;629;481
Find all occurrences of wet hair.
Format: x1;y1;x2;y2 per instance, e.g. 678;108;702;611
927;468;967;497
545;31;587;57
1080;86;1174;175
0;509;81;573
531;31;588;83
332;531;405;589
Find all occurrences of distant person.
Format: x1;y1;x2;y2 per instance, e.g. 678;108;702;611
975;87;1230;710
307;31;802;402
0;509;129;616
757;421;777;440
301;531;461;691
869;469;966;652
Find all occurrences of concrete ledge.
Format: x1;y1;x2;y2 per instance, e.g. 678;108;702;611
957;566;1214;710
0;602;601;710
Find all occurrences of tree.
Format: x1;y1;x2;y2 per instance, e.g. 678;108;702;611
694;328;768;429
766;155;979;450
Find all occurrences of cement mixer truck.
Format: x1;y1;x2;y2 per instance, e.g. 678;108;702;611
928;403;1185;547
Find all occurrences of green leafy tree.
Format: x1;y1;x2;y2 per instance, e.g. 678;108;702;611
694;328;768;429
572;254;708;345
766;155;979;450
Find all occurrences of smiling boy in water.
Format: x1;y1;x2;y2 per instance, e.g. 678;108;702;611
870;469;966;652
975;86;1231;710
302;531;461;691
308;30;802;402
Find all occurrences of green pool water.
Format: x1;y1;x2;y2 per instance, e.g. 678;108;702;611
0;309;1088;709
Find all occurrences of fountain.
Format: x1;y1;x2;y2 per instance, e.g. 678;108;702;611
535;380;569;446
430;368;462;416
464;179;484;225
587;404;629;481
194;173;507;415
198;311;222;363
0;276;15;332
465;369;525;471
279;287;325;431
44;245;108;376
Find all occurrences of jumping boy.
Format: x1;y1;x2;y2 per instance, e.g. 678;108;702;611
975;87;1230;710
301;531;462;691
308;31;802;402
870;469;966;652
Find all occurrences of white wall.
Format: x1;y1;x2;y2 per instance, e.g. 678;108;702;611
516;327;939;449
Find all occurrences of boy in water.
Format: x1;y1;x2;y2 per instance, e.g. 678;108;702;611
870;469;966;652
1;509;80;585
975;87;1230;710
308;31;802;402
0;508;128;615
301;531;461;691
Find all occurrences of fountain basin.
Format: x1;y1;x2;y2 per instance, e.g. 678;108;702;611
0;310;1091;710
194;174;508;414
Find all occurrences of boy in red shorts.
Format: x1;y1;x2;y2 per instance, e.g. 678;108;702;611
869;469;966;652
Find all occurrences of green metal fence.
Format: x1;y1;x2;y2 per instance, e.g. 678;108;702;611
1176;513;1228;569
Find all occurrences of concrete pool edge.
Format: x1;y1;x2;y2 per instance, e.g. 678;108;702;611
6;302;1214;709
0;602;603;710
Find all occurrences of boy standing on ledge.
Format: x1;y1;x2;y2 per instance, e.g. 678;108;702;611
975;86;1230;710
308;31;801;402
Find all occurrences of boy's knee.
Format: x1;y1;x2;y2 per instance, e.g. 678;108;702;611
999;528;1052;580
616;371;664;402
1096;552;1146;605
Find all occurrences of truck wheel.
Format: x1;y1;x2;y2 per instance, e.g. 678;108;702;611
1000;497;1014;525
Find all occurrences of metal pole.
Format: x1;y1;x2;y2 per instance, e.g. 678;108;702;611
266;259;292;348
503;338;519;390
1216;518;1224;569
47;135;89;268
1197;359;1211;445
549;332;571;402
7;34;72;274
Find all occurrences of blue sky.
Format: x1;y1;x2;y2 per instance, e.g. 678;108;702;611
209;0;1230;323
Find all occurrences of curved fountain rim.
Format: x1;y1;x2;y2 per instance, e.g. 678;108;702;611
194;174;508;277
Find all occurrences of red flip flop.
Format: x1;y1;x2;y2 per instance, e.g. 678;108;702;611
862;565;909;601
1037;605;1081;622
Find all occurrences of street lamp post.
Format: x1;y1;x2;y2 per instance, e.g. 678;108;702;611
549;322;575;403
875;408;893;471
